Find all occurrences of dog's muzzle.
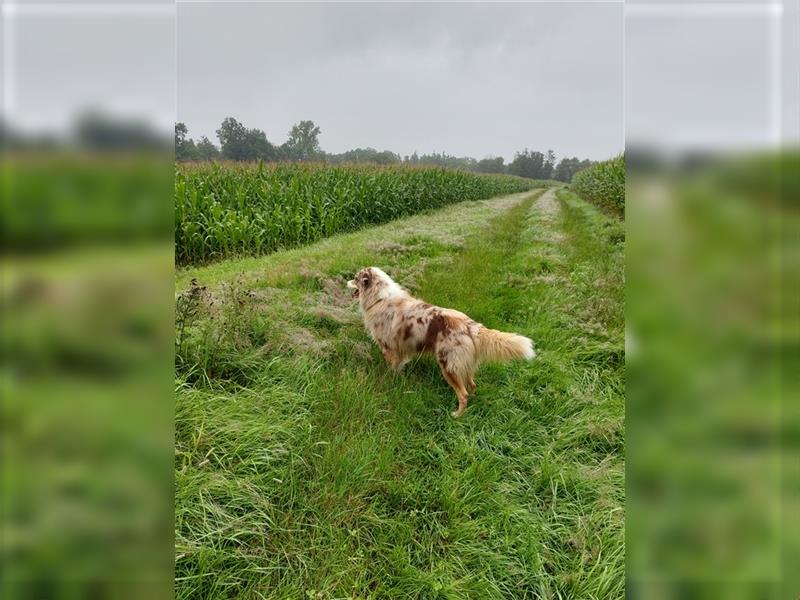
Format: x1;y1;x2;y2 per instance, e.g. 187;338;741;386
346;280;359;298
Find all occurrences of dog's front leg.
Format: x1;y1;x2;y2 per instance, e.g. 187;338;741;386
380;345;399;369
381;346;408;371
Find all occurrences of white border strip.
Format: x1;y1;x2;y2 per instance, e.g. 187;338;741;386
626;3;783;18
1;3;175;17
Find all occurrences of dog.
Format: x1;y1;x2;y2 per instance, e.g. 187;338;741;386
347;267;535;417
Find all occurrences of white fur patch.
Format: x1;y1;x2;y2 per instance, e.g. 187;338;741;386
371;267;406;300
521;337;536;360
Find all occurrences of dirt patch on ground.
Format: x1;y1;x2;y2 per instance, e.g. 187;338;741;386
285;327;330;357
390;256;454;294
382;191;534;249
349;341;374;362
534;188;560;219
320;277;352;307
309;305;357;325
368;240;418;255
296;266;356;310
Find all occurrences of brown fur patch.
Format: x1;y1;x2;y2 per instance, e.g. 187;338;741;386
418;312;447;352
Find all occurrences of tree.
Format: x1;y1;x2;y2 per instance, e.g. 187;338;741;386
245;128;278;161
175;121;188;147
553;156;596;182
216;117;249;160
554;157;576;182
216;117;277;161
196;136;220;161
327;147;400;165
175;122;200;161
412;152;478;171
508;149;545;179
282;120;321;161
72;109;164;151
476;156;505;174
542;149;557;180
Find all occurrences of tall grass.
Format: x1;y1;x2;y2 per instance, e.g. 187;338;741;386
174;189;625;598
175;162;542;265
570;154;625;217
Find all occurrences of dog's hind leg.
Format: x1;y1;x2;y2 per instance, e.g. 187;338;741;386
438;360;469;418
438;341;476;418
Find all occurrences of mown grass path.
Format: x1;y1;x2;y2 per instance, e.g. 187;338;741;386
175;188;624;599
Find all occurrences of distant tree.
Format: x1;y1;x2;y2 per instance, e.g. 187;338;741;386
175;121;188;147
553;156;596;182
175;122;200;161
216;117;249;160
412;152;477;171
282;120;322;161
476;156;505;174
216;117;277;161
508;149;545;179
328;147;401;165
73;109;165;151
554;157;575;182
196;136;220;161
245;128;278;161
374;150;401;165
542;149;557;180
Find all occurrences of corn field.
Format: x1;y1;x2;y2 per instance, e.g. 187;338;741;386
571;154;625;216
175;162;541;265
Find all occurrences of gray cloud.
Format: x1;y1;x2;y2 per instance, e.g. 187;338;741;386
178;2;624;162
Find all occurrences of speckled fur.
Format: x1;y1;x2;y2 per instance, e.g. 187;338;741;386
348;267;535;417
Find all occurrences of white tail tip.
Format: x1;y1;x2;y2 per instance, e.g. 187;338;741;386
522;337;536;360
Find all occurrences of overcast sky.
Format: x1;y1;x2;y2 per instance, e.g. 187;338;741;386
626;1;799;151
2;2;175;134
177;2;624;162
4;1;795;155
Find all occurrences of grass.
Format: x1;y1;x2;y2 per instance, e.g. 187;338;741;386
175;187;625;599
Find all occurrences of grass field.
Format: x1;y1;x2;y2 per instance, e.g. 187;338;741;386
175;186;625;599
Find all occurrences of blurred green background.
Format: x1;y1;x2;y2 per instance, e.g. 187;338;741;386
626;149;798;599
2;117;176;600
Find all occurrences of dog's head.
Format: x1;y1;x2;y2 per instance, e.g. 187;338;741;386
346;267;372;300
347;267;404;304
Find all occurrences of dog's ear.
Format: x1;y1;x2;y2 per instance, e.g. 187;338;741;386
361;269;372;288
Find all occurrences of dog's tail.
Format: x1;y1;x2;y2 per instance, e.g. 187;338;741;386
476;327;536;363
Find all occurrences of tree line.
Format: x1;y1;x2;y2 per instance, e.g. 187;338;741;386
175;118;596;182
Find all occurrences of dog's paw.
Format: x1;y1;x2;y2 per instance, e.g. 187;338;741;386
451;409;464;419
